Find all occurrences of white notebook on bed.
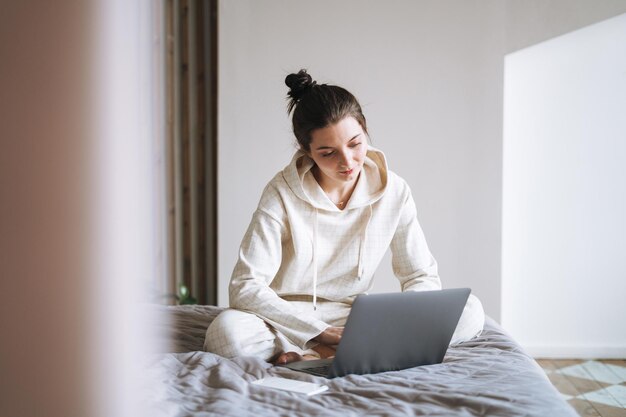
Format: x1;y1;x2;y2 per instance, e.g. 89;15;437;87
252;377;328;396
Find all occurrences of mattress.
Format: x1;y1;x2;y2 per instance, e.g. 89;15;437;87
142;304;577;417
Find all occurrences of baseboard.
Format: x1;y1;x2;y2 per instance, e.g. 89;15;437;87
524;345;626;359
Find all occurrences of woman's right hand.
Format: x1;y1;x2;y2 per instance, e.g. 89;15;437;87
313;326;343;346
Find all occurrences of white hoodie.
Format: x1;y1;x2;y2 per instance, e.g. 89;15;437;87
229;146;441;349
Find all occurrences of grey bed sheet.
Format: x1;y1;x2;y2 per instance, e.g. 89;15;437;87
142;304;577;417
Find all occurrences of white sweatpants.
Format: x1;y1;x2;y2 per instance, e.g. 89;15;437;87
204;294;484;362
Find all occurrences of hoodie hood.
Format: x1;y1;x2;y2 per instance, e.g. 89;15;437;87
282;145;389;211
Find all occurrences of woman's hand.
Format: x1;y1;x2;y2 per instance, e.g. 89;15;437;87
313;326;343;346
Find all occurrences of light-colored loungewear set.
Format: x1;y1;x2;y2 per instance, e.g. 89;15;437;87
205;146;485;361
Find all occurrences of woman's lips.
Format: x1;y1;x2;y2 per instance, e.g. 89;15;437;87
339;168;354;175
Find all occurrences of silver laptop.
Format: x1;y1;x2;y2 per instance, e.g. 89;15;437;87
281;288;471;378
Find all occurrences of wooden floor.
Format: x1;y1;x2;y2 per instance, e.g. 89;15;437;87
537;359;626;417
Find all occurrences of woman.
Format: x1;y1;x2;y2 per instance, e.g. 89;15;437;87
205;69;484;365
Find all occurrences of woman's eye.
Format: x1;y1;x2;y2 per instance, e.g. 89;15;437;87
349;142;362;148
322;152;334;158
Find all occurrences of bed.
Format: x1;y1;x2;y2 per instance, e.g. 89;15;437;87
142;304;577;416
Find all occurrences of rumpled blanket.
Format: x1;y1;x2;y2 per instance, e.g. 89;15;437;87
141;305;577;417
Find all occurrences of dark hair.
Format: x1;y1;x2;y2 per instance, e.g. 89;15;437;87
285;69;368;152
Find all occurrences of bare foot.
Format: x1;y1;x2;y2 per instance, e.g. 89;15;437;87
274;351;303;365
273;352;320;365
312;344;336;359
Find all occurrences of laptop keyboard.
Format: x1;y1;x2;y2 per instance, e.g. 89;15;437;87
303;364;331;375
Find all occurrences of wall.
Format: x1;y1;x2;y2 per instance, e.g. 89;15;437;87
504;0;626;53
502;13;626;358
217;0;626;329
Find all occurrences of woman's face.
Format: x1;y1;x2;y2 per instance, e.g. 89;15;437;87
307;116;367;189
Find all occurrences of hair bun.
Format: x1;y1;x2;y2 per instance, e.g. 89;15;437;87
285;69;317;110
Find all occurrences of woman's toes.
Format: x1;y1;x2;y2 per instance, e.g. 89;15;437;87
312;344;336;359
274;351;303;365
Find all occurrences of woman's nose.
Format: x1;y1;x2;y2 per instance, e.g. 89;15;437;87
337;150;350;167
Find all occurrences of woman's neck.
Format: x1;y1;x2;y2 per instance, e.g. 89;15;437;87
312;166;359;207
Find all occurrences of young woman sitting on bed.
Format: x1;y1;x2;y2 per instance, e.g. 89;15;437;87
204;69;485;365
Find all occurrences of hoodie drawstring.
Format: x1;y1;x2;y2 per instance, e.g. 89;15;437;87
357;204;373;279
312;208;319;311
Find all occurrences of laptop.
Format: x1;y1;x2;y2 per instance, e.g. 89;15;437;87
281;288;471;378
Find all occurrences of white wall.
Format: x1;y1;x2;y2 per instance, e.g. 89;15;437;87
504;0;626;53
217;0;626;329
502;13;626;358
